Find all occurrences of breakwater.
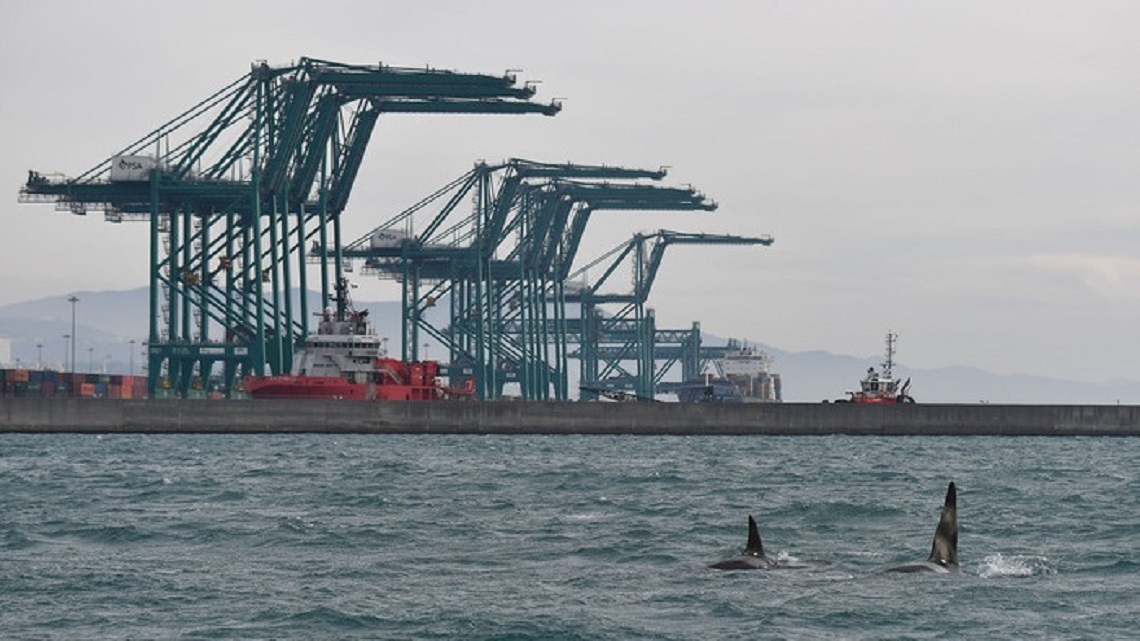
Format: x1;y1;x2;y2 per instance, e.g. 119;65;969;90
2;398;1140;435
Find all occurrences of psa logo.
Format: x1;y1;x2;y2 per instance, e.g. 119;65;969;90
117;158;146;172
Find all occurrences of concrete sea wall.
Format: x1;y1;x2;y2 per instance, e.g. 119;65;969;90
2;398;1140;435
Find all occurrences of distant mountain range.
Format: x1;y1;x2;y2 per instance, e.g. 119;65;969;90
1;287;1136;404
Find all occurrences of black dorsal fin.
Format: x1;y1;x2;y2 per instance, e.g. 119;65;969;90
746;515;765;557
926;481;958;567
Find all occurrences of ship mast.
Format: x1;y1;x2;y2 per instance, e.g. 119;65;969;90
883;332;897;377
331;277;351;320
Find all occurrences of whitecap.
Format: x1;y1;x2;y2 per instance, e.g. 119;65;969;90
977;553;1052;578
775;551;800;564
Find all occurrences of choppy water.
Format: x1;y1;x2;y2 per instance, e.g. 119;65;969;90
2;433;1137;639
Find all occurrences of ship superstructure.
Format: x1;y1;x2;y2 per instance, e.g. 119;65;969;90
671;339;782;403
244;279;472;401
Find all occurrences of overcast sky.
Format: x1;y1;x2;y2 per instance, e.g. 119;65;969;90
3;1;1139;382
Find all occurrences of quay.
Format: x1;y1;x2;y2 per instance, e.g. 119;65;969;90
2;398;1140;436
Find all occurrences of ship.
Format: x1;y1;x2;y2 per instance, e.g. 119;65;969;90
837;332;914;404
244;279;473;401
669;339;782;403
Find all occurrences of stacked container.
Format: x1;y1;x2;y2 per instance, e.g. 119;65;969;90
1;369;150;399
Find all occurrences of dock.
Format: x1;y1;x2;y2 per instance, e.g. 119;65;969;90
2;398;1139;436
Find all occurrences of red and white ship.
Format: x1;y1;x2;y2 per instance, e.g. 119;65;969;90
840;332;914;404
244;279;473;401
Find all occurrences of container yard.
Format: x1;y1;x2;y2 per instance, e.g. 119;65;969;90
1;369;147;400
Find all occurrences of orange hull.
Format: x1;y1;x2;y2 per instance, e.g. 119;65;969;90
244;375;448;401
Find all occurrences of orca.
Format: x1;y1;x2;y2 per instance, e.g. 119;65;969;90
887;481;959;574
709;515;779;570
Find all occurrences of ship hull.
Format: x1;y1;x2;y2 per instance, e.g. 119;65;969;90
244;376;368;400
674;378;744;403
244;375;446;401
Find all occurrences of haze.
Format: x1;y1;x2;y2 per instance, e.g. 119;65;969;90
2;1;1138;383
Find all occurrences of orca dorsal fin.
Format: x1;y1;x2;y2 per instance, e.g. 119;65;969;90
925;481;958;567
746;515;765;557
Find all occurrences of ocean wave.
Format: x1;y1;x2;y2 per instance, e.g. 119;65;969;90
976;553;1054;578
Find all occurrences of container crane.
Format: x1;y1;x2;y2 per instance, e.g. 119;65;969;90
335;159;711;400
566;230;774;400
20;57;560;396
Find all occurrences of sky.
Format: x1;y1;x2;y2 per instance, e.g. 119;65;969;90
2;1;1139;383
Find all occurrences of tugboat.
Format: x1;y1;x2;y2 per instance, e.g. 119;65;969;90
244;278;473;401
838;332;914;404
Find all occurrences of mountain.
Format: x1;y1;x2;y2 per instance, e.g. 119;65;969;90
749;344;1138;405
0;287;442;375
1;287;1136;403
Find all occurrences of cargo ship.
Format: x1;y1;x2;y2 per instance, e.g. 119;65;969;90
837;332;914;404
669;339;782;403
243;279;472;401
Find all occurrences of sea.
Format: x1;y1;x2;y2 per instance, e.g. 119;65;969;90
2;433;1137;640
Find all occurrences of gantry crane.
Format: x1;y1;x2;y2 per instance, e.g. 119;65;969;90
20;58;559;396
337;160;720;400
566;230;774;400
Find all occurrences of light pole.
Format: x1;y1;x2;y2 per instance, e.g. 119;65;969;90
129;339;136;376
67;296;79;373
36;343;43;369
88;347;94;373
62;334;70;371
